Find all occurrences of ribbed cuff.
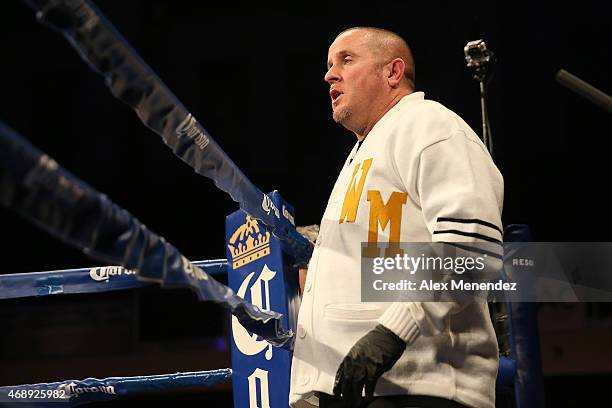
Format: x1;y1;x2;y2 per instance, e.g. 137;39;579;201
377;302;421;345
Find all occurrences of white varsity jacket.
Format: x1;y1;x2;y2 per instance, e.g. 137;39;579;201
289;92;504;408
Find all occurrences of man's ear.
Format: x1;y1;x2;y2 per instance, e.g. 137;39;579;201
386;58;406;87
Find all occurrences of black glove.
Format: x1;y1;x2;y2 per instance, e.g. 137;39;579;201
333;324;406;407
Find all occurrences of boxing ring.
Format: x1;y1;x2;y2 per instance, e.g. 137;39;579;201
0;226;541;407
0;1;544;407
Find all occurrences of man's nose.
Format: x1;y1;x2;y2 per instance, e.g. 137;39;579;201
324;66;339;84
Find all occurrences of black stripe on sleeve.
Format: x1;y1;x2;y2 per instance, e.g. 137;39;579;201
433;229;502;244
436;217;503;235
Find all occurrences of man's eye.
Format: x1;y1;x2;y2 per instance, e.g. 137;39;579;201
343;57;352;64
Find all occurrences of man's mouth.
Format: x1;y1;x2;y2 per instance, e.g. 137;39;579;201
330;89;343;104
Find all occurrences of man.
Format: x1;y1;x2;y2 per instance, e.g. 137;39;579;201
290;27;503;408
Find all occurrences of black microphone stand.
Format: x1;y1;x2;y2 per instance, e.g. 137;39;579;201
465;40;495;156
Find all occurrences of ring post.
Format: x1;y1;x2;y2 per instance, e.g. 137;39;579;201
226;191;300;408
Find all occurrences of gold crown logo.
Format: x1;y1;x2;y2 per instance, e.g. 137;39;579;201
228;215;271;269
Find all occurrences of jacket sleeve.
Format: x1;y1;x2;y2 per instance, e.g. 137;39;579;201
378;127;504;344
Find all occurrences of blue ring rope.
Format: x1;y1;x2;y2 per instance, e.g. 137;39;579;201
0;368;232;407
22;0;312;267
0;121;292;348
0;259;227;300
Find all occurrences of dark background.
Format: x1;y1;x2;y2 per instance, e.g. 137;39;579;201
1;0;611;406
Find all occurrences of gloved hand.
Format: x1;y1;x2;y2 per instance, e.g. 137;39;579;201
333;324;406;407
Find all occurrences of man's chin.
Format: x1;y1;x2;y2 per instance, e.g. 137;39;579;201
333;109;351;124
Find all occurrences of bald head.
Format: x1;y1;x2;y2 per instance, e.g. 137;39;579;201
336;27;415;90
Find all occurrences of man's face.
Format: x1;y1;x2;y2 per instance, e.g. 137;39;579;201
325;30;386;135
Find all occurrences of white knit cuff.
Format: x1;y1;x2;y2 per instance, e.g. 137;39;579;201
377;302;421;344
